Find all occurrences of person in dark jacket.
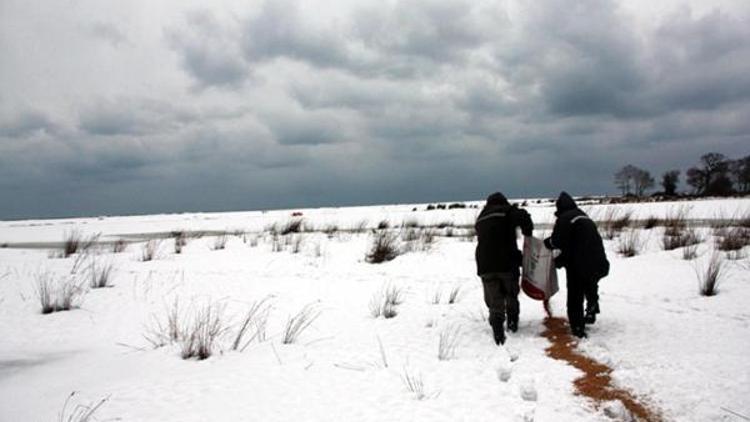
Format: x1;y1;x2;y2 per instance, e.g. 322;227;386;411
544;192;609;338
475;192;534;345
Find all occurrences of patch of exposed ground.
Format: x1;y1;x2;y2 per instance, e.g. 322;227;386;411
542;317;664;421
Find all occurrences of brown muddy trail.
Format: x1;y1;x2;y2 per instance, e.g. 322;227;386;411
542;317;664;421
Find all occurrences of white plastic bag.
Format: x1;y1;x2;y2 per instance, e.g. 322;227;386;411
521;236;559;301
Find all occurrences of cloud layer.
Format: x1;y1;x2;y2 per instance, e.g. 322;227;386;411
1;0;749;219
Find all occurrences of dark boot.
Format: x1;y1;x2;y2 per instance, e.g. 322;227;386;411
489;313;505;345
584;302;599;325
571;325;587;338
507;314;518;333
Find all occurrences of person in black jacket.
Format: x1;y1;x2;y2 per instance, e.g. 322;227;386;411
544;192;609;338
475;192;534;345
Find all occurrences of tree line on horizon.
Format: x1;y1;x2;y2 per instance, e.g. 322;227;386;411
614;152;750;198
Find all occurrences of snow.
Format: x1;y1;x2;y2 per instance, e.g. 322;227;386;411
1;198;749;421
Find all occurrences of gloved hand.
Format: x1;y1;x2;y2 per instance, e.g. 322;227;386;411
543;237;553;250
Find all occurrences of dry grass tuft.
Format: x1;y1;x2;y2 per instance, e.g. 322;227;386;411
282;303;321;344
36;273;85;314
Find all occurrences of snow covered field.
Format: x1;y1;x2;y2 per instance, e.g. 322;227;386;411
1;197;749;421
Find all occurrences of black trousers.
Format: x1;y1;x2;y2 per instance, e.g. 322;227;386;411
566;269;600;329
481;273;520;323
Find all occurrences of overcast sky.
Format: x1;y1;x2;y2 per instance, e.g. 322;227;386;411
1;0;749;219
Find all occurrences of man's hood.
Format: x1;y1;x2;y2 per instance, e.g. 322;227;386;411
555;191;577;216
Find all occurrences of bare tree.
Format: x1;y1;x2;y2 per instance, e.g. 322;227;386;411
614;165;638;196
730;155;750;194
687;152;730;195
661;170;680;196
615;165;653;197
633;169;655;197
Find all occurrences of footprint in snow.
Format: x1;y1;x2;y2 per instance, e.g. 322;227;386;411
496;365;512;383
520;381;537;402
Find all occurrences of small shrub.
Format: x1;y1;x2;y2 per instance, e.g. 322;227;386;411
89;260;114;288
35;273;85;314
271;234;283;252
62;229;82;258
377;220;390;230
352;219;369;233
402;228;420;242
617;229;644;257
366;231;400;263
696;253;724;296
112;239;127;253
57;391;109;422
143;299;183;348
370;284;403;318
173;231;187;254
601;208;632;239
402;219;420;229
715;228;750;252
140;240;161;261
180;303;228;360
643;216;660;230
401;366;429;400
447;285;463;304
662;227;702;251
282;303;321;344
290;235;303;254
663;205;690;236
682;243;699;260
429;287;442;305
280;219;304;235
323;224;339;237
231;296;273;351
211;234;228;251
438;324;462;360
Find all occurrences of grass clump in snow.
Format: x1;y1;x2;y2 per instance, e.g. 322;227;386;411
366;231;401;263
600;208;632;240
172;231;188;254
210;234;228;251
112;239;127;253
401;366;428;400
88;259;114;289
617;229;644;257
682;243;699;260
437;324;462;361
715;228;750;253
643;215;661;230
402;228;436;253
180;303;228;360
695;253;725;297
140;240;161;262
447;284;463;304
369;284;404;318
282;303;321;344
57;391;109;422
36;273;85;314
62;229;82;258
231;296;273;351
662;227;702;251
280;219;305;235
144;299;183;348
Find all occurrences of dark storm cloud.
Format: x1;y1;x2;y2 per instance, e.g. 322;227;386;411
166;11;249;88
78;98;199;136
2;0;750;220
85;22;129;47
0;111;58;138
